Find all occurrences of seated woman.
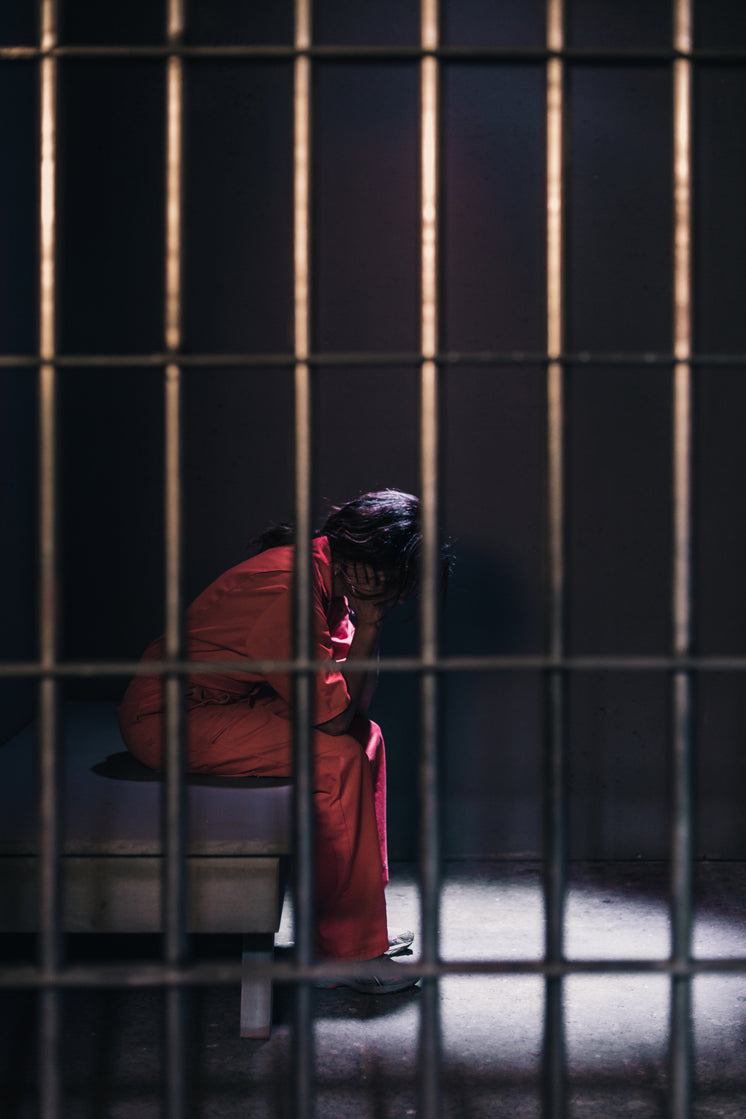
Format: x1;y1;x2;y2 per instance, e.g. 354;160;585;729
118;489;453;994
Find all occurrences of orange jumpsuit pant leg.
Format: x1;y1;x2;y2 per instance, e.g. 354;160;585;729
118;692;390;961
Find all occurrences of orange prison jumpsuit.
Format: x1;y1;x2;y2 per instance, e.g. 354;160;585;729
117;537;389;961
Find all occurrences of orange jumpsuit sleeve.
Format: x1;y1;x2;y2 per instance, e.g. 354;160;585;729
245;553;352;726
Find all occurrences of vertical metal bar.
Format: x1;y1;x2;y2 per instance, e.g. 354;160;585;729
164;3;187;1117
419;2;442;1115
38;2;61;1116
543;0;568;1115
293;1;315;1115
670;1;694;1115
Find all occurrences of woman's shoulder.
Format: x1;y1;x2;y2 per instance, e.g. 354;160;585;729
246;536;330;570
190;538;331;610
215;536;330;581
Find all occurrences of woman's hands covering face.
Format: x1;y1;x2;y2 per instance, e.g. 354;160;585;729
337;562;399;626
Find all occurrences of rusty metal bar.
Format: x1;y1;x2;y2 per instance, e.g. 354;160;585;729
3;951;746;992
542;0;568;1114
418;0;442;1113
670;1;695;1115
163;4;187;968
5;348;746;368
37;0;61;1115
163;2;187;1115
38;8;59;965
5;652;746;679
6;43;746;62
292;0;315;1114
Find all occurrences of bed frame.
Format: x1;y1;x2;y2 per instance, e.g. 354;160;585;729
0;701;292;1039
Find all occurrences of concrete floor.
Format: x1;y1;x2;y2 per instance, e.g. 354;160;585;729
2;861;746;1117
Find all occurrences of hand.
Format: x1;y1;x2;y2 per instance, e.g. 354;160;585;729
338;562;398;627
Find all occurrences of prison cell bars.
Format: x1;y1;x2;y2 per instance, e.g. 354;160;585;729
670;0;695;1112
543;0;568;1114
37;2;61;1118
1;3;744;1119
163;0;188;1116
292;1;316;1113
419;0;443;1113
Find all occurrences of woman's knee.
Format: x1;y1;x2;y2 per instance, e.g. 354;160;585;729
118;713;163;771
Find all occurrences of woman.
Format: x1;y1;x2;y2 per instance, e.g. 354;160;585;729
118;489;452;993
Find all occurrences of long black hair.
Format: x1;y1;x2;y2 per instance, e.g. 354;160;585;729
249;489;454;602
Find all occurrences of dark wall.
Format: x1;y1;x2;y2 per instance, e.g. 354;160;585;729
3;0;746;860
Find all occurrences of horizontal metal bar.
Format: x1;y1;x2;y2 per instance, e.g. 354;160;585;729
2;955;746;990
4;43;746;62
4;654;746;678
4;350;746;369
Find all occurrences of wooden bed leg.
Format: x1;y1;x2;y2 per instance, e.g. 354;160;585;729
240;934;274;1039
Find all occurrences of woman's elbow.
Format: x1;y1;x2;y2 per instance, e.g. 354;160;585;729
314;707;354;736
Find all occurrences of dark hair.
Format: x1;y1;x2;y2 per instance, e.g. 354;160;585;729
323;489;422;601
249;489;454;602
248;521;295;554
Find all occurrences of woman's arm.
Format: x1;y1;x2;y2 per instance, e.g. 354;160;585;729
315;562;396;736
315;615;382;735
